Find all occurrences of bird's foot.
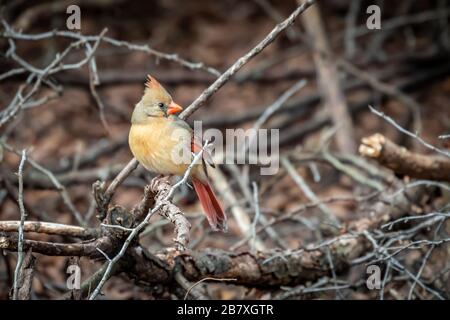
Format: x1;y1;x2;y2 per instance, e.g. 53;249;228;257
150;174;170;190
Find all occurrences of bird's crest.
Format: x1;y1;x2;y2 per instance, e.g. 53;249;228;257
145;75;163;90
142;74;172;103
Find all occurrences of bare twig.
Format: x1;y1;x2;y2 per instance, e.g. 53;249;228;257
281;156;340;227
183;277;237;300
344;0;361;58
179;0;315;120
322;150;385;191
244;79;307;156
226;163;288;249
175;272;209;300
253;0;303;41
0;221;97;239
12;150;27;300
250;182;261;253
339;60;422;134
1;20;220;76
0;23;106;127
85;41;110;134
368;106;450;158
2;142;85;225
208;166;266;250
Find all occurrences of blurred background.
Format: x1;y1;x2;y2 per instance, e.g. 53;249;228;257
0;0;449;300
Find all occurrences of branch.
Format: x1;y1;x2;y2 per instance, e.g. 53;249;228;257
12;149;27;300
359;133;450;182
207;166;266;250
1;20;220;76
368;106;450;158
2;142;85;225
93;158;139;219
0;24;106;128
0;221;97;239
300;2;356;153
281;156;340;228
339;59;422;134
0;234;114;258
149;179;191;249
179;0;315;120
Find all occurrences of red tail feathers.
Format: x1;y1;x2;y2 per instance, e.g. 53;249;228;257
192;178;227;232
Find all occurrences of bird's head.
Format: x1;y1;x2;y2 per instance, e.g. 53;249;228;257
131;75;183;123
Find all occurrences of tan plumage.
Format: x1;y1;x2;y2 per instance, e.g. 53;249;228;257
129;117;194;176
129;76;227;231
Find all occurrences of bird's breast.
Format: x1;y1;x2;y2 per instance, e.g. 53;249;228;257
129;120;193;175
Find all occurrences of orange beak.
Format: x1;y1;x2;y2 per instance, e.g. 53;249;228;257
167;102;183;115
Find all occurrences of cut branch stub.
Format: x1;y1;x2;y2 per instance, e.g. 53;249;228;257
360;133;450;182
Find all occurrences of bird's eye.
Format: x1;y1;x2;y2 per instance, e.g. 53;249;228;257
158;103;165;109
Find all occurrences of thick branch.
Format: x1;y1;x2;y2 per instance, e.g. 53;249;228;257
126;247;332;287
0;234;114;258
359;133;450;182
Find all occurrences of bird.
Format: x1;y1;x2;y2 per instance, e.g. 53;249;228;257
128;75;227;231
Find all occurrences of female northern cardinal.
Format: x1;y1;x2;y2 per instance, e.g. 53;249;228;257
129;75;227;231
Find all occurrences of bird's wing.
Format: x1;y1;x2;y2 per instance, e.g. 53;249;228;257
191;135;215;168
170;116;215;168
